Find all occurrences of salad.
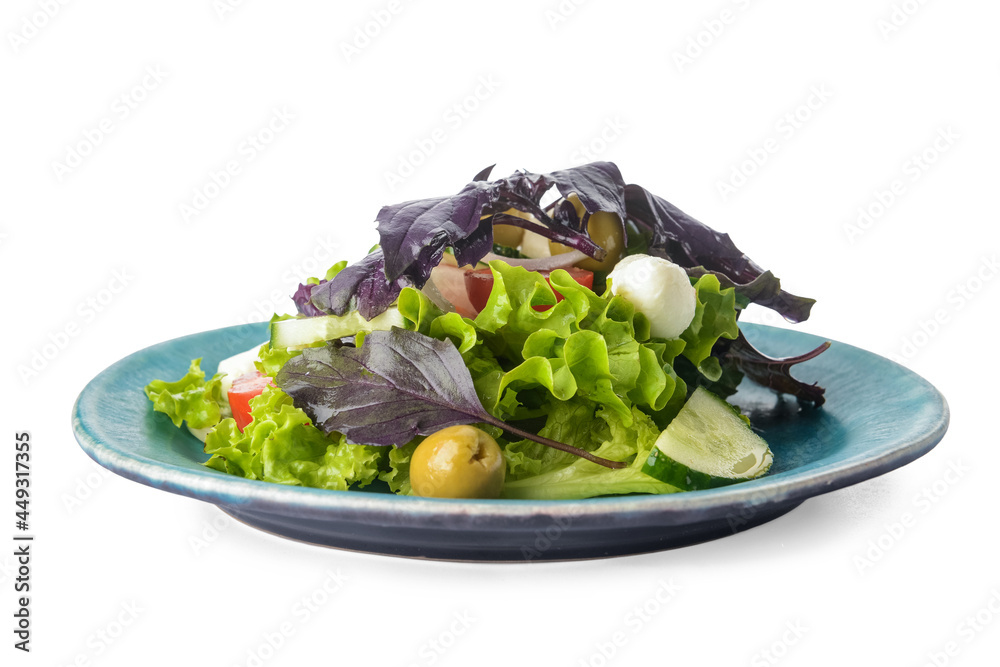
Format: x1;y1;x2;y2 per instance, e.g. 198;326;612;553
145;162;828;500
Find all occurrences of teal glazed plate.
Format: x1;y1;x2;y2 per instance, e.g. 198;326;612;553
72;323;949;561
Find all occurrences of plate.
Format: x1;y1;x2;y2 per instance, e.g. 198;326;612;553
72;323;949;561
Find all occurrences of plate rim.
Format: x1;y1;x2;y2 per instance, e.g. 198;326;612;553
71;323;950;524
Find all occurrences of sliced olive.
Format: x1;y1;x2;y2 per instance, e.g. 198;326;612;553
491;208;527;249
549;194;624;272
483;208;535;250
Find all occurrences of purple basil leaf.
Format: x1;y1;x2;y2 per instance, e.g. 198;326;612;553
493;162;627;233
377;180;496;281
275;328;493;447
489;162;627;256
309;250;410;319
472;164;495;181
291;282;326;317
358;162;626;319
728;331;830;406
490;211;605;256
536;161;628;226
625;184;815;323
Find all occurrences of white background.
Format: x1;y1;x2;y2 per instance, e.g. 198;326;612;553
2;1;997;665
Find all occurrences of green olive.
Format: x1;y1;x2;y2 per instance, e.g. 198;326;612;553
549;195;624;272
410;425;506;499
492;223;524;249
490;208;531;249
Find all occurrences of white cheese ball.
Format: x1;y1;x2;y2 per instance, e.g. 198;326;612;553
608;254;696;339
217;343;267;414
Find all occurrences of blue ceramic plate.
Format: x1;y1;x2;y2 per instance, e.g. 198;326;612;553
72;323;949;561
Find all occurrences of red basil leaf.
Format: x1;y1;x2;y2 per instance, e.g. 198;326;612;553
728;331;830;406
291;282;326;317
309;250;411;319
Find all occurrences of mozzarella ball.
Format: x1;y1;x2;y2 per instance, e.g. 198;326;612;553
607;254;696;339
217;344;265;398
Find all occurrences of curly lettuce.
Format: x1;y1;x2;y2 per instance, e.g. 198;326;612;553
144;359;224;429
389;259;745;498
502;406;679;500
502;400;601;480
680;273;740;382
203;385;386;491
378;441;418;495
467;262;690;423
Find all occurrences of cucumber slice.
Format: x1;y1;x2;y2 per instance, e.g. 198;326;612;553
642;387;772;490
270;308;403;348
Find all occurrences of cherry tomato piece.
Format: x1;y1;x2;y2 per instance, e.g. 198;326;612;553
227;371;275;431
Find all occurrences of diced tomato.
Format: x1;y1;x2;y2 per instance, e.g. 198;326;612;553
464;267;594;314
227;371;275;431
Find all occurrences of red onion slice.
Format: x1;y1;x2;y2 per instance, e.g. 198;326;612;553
428;263;478;318
481;249;587;272
419;274;455;313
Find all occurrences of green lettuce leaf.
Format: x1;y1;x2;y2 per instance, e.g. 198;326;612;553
400;286;507;417
378;441;418;495
475;262;687;422
463;347;506;419
256;342;301;377
204;386;386;491
679;274;739;382
398;286;445;336
503;400;601;480
473;262;577;353
502;406;679;500
144;359;224;429
399;262;694;428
